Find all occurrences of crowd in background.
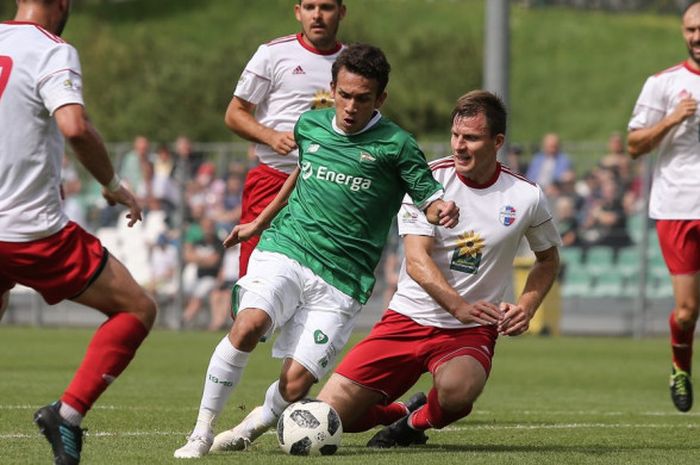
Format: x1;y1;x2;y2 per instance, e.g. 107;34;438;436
60;132;645;330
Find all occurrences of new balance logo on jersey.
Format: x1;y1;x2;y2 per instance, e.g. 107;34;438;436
292;65;306;75
359;151;376;162
300;162;373;192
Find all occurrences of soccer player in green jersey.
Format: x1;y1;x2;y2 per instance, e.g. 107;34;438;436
174;43;458;458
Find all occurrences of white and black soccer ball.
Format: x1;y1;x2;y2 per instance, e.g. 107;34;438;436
277;399;342;456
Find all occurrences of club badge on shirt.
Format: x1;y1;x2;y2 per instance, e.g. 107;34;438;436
499;205;517;226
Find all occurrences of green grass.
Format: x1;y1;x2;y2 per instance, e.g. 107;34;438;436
1;327;698;464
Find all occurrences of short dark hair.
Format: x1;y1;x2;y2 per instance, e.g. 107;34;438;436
298;0;343;6
331;43;391;95
451;90;507;137
683;1;700;17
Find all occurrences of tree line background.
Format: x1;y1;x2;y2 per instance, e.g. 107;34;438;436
0;0;691;158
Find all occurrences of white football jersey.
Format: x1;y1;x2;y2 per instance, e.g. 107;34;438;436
388;159;561;329
234;33;342;174
0;21;84;241
628;62;700;219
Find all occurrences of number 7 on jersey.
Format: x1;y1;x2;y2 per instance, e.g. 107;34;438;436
0;56;13;100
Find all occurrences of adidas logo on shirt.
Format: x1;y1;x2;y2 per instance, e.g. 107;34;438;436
292;65;306;75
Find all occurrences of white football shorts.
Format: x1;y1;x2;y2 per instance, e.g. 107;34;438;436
233;250;361;379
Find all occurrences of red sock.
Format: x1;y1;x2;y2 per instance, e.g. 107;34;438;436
670;311;695;373
410;388;472;430
344;402;408;433
61;313;149;414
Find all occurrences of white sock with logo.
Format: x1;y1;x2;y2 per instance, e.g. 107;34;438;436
192;336;250;437
258;380;290;429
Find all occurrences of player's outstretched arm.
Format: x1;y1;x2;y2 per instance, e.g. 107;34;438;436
424;199;459;228
628;96;697;159
54;104;142;227
500;246;559;336
224;96;296;155
223;167;300;248
403;234;502;326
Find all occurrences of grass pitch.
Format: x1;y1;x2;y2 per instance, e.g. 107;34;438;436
0;327;697;465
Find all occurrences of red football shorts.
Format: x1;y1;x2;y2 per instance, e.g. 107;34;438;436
656;219;700;275
335;310;498;403
239;164;289;277
0;221;108;304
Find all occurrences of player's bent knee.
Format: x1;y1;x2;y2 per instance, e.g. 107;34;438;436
279;367;315;402
437;385;481;412
230;310;270;349
132;293;157;329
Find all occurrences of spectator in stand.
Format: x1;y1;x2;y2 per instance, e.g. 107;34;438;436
554;196;580;247
505;144;528;175
147;233;179;300
182;216;225;327
151;143;179;213
526;133;573;191
212;173;244;232
119;135;152;201
61;154;87;228
174;135;205;180
580;169;632;250
209;244;242;332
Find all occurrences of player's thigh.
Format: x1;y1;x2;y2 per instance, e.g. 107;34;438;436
433;355;488;408
317;373;384;426
273;275;361;381
72;253;156;327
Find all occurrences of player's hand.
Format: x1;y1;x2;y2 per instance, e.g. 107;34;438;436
425;199;460;228
454;300;502;325
497;302;532;336
102;184;142;227
269;131;297;156
670;95;697;125
223;221;261;248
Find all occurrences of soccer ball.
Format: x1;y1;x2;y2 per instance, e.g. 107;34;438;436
277;399;342;455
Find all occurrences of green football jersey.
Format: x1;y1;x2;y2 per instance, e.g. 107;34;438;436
257;108;443;304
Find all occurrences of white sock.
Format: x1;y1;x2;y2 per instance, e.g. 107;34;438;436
59;402;83;427
258;380;290;428
192;336;250;437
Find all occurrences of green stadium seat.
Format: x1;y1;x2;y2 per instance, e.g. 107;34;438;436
559;246;583;268
615;246;641;278
626;213;646;244
590;270;624;298
584;246;615;273
561;267;593;298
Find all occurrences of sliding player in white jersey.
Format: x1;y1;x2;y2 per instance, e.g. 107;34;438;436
317;90;561;447
0;1;156;464
225;0;345;277
174;43;459;459
627;1;700;412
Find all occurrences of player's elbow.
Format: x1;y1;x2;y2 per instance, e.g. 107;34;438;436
61;118;90;141
55;104;90;140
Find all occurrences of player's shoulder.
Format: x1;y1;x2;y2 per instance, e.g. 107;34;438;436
500;164;538;189
1;21;67;46
265;33;297;47
429;156;455;171
296;107;333;129
652;61;686;78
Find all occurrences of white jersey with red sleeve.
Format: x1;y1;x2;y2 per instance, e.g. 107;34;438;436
234;33;342;174
388;159;561;329
0;21;84;242
628;61;700;219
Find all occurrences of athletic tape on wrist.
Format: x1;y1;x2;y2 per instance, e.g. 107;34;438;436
106;174;122;193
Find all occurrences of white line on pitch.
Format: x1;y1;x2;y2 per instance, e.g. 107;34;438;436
1;423;697;441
